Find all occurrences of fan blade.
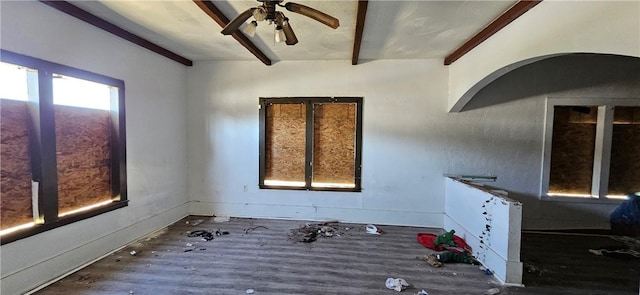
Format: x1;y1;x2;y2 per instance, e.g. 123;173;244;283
284;2;339;29
221;7;257;35
277;12;298;45
283;22;298;45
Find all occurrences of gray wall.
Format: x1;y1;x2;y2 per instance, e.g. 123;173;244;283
448;54;640;229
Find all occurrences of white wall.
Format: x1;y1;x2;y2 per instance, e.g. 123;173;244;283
187;59;449;227
0;2;189;294
186;55;639;231
2;0;637;293
444;178;523;285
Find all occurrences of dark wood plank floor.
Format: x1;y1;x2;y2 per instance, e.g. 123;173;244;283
511;232;640;295
32;217;640;295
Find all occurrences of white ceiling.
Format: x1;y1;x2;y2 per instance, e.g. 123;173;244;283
69;0;517;63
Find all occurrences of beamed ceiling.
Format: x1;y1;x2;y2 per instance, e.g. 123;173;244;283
41;0;541;66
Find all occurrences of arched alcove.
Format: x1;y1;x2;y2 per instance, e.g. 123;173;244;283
458;53;640;112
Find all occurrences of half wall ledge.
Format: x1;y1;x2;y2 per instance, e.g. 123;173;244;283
444;176;523;285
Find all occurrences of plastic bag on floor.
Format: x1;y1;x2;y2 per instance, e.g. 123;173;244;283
385;277;410;292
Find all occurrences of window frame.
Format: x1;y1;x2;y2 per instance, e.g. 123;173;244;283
540;97;639;202
0;49;127;244
258;97;363;192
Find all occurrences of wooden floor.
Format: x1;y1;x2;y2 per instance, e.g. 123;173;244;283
513;231;640;295
33;216;640;295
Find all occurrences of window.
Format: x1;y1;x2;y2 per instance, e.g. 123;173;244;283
259;97;362;192
541;98;640;200
0;50;127;244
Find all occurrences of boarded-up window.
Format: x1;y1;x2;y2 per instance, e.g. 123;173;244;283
0;51;127;244
546;102;640;199
55;105;112;215
1;99;33;229
549;106;597;195
260;97;362;192
609;106;640;195
312;103;356;188
265;103;306;186
52;74;114;215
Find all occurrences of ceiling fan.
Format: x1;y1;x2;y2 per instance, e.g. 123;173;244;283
221;0;340;46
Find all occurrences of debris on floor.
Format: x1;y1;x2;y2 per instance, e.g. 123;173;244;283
317;219;339;226
523;262;544;276
320;226;335;237
586;234;640;260
77;273;95;284
588;246;640;258
188;230;215;241
185;219;204;226
289;221;345;243
479;265;493;275
415;290;428;295
366;224;384;235
129;250;137;256
245;288;255;294
434;230;457;246
385;277;411;292
416;231;472;254
420;254;442;267
244;225;269;234
484;287;501;295
215;229;230;236
214;216;231;222
436;251;480;265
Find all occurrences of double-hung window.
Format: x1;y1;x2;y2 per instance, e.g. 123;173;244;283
259;97;363;192
0;50;127;244
541;98;640;200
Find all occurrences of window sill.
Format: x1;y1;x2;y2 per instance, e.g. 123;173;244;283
259;185;361;193
540;195;625;205
0;200;128;245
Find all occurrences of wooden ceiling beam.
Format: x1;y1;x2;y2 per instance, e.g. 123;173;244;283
193;0;272;66
39;0;193;66
444;0;542;66
351;0;369;65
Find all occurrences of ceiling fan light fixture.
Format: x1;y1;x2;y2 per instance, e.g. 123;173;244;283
253;7;267;21
243;20;258;37
275;25;286;43
222;1;338;46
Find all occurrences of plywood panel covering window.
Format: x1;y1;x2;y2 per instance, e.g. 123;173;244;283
1;99;33;229
312;103;356;188
0;50;127;244
544;100;640;200
55;105;112;214
609;106;640;195
265;103;306;186
260;97;362;192
549;106;597;195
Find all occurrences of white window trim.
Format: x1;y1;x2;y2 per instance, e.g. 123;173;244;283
540;97;640;202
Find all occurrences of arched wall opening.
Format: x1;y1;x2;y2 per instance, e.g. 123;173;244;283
460;53;640;112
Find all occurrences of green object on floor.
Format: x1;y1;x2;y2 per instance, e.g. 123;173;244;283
436;251;480;264
434;230;456;246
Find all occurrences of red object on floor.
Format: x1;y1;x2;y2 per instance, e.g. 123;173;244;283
417;233;472;253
